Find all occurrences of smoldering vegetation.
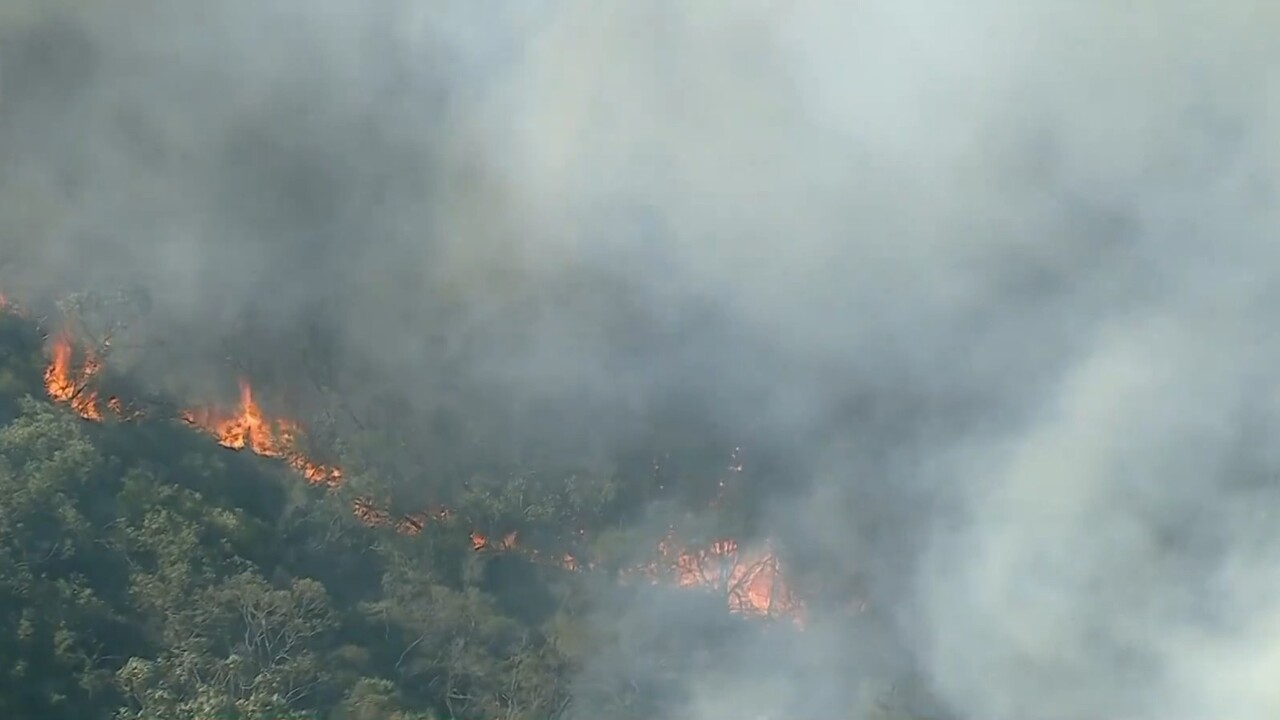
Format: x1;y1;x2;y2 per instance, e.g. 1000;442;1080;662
2;1;1279;718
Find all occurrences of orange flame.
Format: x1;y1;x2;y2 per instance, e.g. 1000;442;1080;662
348;471;805;625
35;326;805;625
42;330;138;422
103;395;144;420
351;497;448;537
43;333;103;421
622;529;805;626
181;380;342;487
469;529;520;552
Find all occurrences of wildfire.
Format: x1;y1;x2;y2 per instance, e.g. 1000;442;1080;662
37;324;806;626
181;380;342;488
351;497;453;537
349;491;802;623
470;529;520;552
622;529;805;626
43;332;104;421
104;395;144;420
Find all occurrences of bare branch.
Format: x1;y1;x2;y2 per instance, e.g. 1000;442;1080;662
395;630;430;671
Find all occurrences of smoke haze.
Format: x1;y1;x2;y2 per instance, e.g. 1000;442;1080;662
3;0;1279;717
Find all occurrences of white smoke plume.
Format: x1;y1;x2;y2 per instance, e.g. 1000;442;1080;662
3;1;1279;718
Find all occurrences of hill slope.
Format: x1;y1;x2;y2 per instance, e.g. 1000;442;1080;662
0;311;912;720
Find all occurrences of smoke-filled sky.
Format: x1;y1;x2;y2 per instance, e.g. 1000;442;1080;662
3;1;1280;718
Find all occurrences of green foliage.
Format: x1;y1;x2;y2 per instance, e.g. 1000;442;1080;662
0;321;589;720
0;316;45;414
0;313;940;720
0;400;127;720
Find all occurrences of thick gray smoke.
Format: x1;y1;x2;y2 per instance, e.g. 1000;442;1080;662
3;1;1279;718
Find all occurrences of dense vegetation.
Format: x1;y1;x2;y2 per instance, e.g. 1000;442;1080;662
0;309;937;720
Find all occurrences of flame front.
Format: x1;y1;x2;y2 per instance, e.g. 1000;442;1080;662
621;529;806;626
37;328;806;625
43;333;103;421
181;380;342;487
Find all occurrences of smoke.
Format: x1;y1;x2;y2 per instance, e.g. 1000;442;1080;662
3;0;1280;718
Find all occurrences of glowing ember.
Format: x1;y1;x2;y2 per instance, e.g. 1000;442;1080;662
44;333;104;421
470;529;519;552
104;395;144;420
623;529;805;626
393;511;422;535
353;496;393;527
351;497;456;537
181;380;342;487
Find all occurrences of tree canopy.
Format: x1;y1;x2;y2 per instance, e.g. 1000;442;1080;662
0;309;938;720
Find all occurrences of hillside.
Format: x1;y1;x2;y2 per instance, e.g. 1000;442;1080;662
0;307;922;720
3;1;1277;717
